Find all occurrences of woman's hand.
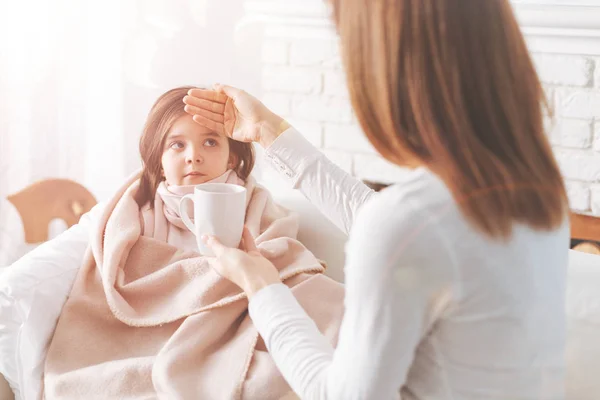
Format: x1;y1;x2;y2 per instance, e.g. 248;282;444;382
183;85;290;148
203;227;282;298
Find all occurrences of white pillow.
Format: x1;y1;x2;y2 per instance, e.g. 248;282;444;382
0;204;100;400
566;249;600;400
0;199;37;269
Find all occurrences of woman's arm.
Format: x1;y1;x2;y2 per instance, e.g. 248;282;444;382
247;192;456;399
0;203;101;398
264;127;375;235
182;86;375;235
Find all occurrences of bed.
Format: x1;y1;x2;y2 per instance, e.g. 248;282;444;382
1;178;599;400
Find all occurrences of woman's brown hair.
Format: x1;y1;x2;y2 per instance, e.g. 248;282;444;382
135;86;254;208
331;0;568;238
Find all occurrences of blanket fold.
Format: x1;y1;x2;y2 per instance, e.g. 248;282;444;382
43;171;344;400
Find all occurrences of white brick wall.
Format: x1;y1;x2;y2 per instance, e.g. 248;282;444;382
555;87;600;120
545;56;600;215
595;58;600;89
289;38;341;68
566;181;591;212
548;118;593;149
291;95;353;123
261;92;291;116
533;54;593;87
323;123;376;153
262;66;322;94
555;150;600;182
591;185;600;214
258;28;600;216
595;122;600;152
261;39;288;65
323;70;348;98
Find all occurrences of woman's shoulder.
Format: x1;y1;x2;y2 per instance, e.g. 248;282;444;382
356;167;451;226
346;167;458;290
350;168;455;258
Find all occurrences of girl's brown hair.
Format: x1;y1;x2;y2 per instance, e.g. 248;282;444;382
134;86;254;208
331;0;568;238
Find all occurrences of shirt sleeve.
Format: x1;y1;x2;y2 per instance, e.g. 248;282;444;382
264;128;375;235
249;192;456;399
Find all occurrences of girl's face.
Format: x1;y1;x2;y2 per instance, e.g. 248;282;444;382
161;114;234;186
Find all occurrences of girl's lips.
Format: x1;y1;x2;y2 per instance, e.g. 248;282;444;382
185;171;206;177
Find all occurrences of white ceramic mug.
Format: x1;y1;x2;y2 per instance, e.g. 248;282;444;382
179;183;247;256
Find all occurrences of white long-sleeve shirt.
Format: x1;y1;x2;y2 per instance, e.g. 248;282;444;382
250;128;570;400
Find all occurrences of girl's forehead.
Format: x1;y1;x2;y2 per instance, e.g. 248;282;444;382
168;114;223;138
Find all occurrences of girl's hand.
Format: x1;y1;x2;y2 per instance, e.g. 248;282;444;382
183;85;290;148
202;227;281;298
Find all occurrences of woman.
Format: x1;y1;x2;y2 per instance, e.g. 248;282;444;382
182;0;570;399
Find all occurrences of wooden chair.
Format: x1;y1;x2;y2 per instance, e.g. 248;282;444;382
571;213;600;255
6;178;97;244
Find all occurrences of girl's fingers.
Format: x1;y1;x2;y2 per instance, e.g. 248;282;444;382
184;105;225;123
192;115;225;135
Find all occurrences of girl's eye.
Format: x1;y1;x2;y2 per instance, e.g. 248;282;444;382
204;139;218;147
170;141;184;150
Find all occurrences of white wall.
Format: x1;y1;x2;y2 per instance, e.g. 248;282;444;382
248;0;600;216
512;1;600;216
120;0;262;176
2;0;600;217
541;54;600;214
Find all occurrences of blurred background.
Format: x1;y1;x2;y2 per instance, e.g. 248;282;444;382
1;0;600;218
0;0;258;202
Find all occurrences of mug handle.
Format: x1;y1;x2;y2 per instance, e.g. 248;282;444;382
179;194;196;233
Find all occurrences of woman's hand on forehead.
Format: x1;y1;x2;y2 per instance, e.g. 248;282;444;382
183;89;228;136
187;88;228;104
183;85;289;147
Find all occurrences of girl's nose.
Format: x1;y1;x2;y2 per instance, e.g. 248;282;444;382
186;148;203;164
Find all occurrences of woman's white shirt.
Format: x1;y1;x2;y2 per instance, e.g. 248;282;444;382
251;127;570;400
